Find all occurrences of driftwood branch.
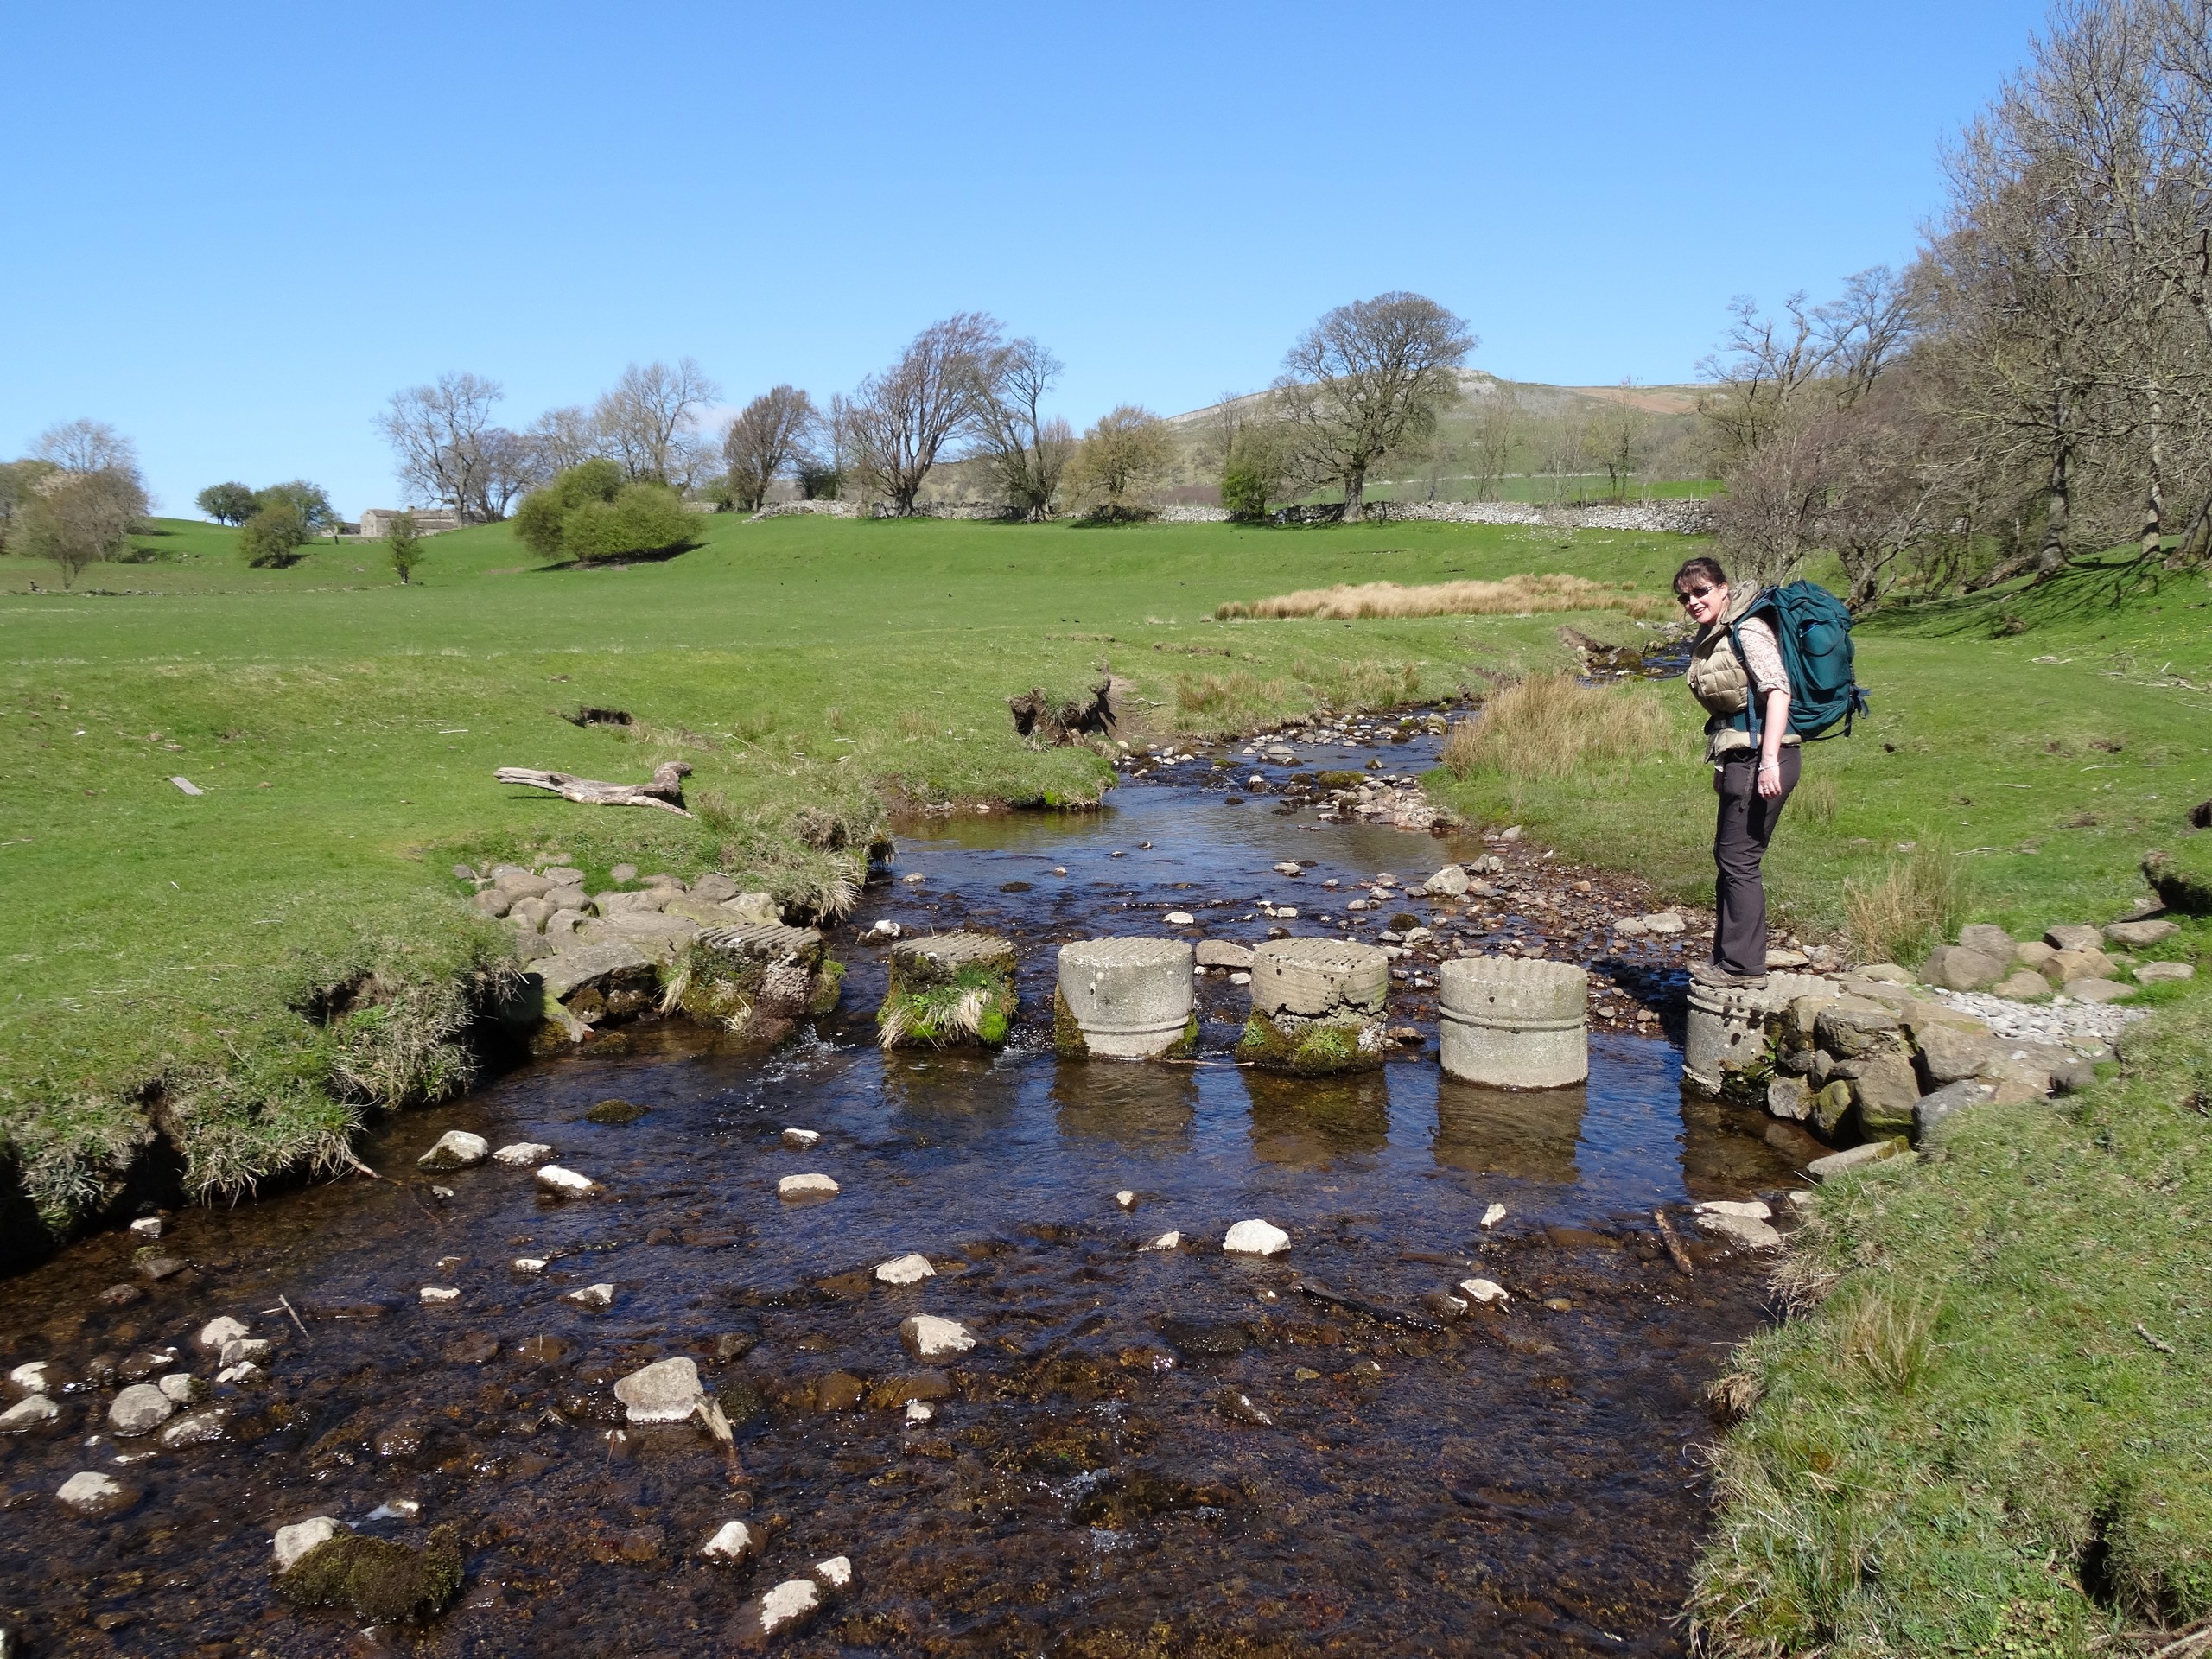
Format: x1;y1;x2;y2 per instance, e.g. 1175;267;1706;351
494;760;693;816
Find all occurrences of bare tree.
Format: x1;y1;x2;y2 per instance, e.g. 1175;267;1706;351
594;359;721;489
475;428;544;519
524;405;605;475
721;386;818;512
30;419;142;482
847;314;1003;515
1465;378;1522;500
1274;293;1476;523
1592;383;1652;501
970;339;1073;519
377;372;503;521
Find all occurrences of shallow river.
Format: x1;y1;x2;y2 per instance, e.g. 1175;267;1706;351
0;721;1819;1656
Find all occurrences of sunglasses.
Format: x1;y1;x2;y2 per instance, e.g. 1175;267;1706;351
1675;586;1717;606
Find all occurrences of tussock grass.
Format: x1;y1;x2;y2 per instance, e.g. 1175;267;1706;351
1689;982;2212;1656
1795;772;1840;826
1440;673;1670;784
1843;842;1968;965
1216;572;1652;621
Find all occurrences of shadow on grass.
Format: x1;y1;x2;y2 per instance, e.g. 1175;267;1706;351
1863;550;2197;641
530;540;703;572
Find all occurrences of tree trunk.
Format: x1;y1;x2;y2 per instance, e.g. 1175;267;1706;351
2034;423;2071;577
2139;391;2166;560
1341;465;1367;524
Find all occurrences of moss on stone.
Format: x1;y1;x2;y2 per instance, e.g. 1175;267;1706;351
878;963;1017;1049
276;1524;465;1624
1236;1008;1382;1075
1052;987;1089;1058
809;958;846;1015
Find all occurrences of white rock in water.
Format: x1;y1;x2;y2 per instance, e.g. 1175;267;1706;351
754;1578;822;1636
874;1253;934;1286
416;1130;488;1169
195;1316;250;1354
906;1399;936;1423
1458;1278;1510;1304
1695;1199;1773;1221
613;1357;705;1424
512;1257;548;1273
1640;912;1686;935
159;1408;228;1449
1223;1218;1289;1256
779;1173;840;1199
899;1314;976;1359
271;1516;347;1571
217;1362;264;1386
813;1554;854;1592
157;1373;198;1404
564;1283;615;1309
1425;865;1471;897
1165;911;1197;926
56;1471;130;1514
782;1127;822;1149
1229;971;1250;986
420;1286;460;1304
0;1395;60;1430
220;1338;272;1367
1480;1203;1507;1230
1140;1231;1181;1252
9;1360;54;1395
1695;1211;1783;1250
535;1165;601;1197
1115;1190;1136;1209
129;1216;162;1240
493;1141;554;1166
702;1519;759;1562
108;1383;175;1436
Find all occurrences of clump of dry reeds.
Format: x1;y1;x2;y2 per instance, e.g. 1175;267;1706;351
1441;673;1669;782
1842;842;1967;967
1217;573;1654;621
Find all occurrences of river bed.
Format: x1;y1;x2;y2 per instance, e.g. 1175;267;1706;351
0;716;1822;1656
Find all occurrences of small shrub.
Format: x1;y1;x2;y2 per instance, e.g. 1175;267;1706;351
387;509;423;584
240;501;308;569
515;459;691;563
1843;842;1967;965
1441;674;1668;783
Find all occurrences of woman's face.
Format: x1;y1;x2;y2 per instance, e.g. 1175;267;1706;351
1675;576;1729;629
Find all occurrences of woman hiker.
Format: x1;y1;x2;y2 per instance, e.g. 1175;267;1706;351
1675;555;1796;990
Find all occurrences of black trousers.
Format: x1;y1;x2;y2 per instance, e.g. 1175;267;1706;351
1712;747;1800;976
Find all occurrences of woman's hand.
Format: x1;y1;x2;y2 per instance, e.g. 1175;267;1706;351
1757;757;1785;799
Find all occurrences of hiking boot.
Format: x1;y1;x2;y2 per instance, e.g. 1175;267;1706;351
1689;960;1769;991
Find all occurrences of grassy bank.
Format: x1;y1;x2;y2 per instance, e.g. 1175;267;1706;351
1688;973;2212;1656
0;512;1691;1249
1427;551;2212;950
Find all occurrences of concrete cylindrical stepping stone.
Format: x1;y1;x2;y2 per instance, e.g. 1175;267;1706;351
878;932;1017;1048
1438;956;1588;1089
1683;972;1835;1095
1236;938;1389;1073
1054;938;1196;1059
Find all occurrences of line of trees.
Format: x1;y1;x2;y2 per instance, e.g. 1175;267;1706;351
194;479;338;568
1705;0;2212;607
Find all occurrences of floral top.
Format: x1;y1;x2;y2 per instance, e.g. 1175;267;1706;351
1735;615;1788;701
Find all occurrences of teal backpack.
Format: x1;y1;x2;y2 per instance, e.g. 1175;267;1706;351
1727;581;1870;742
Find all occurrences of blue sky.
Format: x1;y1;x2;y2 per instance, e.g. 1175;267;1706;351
3;0;2050;516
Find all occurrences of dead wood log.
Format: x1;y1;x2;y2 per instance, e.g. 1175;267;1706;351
1007;681;1116;744
494;760;693;816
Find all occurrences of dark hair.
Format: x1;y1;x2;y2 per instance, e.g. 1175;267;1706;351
1672;556;1726;593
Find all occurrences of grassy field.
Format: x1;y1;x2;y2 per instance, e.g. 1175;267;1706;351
7;509;2212;1647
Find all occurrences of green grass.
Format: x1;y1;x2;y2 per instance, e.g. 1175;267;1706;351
0;512;1693;1244
1427;550;2212;947
1689;974;2212;1656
